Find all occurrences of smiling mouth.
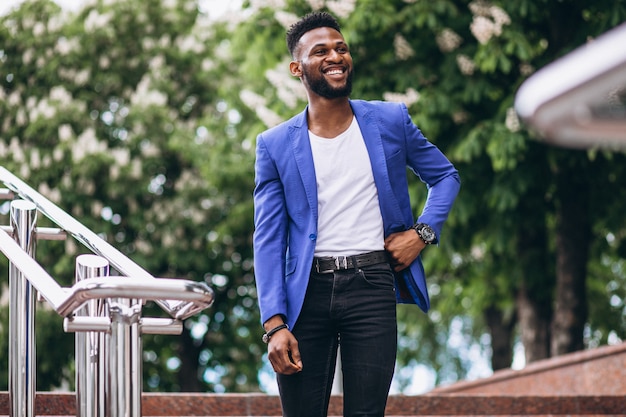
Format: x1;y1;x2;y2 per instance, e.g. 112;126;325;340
324;67;345;75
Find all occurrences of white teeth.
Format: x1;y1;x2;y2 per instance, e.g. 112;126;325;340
326;69;343;75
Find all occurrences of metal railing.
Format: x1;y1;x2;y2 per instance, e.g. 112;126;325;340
0;166;215;417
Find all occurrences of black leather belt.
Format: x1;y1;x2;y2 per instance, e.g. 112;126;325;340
313;250;389;274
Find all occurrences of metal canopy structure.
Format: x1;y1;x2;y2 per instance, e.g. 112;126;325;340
515;23;626;150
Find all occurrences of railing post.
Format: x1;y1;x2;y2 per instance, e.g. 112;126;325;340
75;255;110;417
108;297;143;417
8;200;38;417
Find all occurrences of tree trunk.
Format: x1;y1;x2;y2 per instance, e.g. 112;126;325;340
517;281;551;362
177;326;203;392
485;305;515;370
551;155;590;355
515;145;553;363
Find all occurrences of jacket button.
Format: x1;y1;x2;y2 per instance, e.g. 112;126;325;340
309;234;316;240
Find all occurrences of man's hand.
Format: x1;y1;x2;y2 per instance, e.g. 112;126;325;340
264;316;303;375
384;229;426;272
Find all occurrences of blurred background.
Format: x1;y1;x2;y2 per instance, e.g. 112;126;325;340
1;0;625;396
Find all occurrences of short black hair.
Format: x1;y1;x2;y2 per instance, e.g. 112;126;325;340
286;11;342;59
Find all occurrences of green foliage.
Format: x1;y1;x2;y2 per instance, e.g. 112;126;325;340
1;0;626;395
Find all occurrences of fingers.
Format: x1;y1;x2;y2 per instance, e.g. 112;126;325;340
384;230;424;271
268;332;303;375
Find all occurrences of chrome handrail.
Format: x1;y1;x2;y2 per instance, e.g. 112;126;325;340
0;166;204;320
1;167;216;417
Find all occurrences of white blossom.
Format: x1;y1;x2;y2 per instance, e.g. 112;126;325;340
469;1;511;44
470;15;496;44
256;106;283;128
394;33;415;60
265;64;306;109
490;6;511;27
20;164;30;179
201;58;215;72
84;10;112;32
59;124;74;142
10;137;24;163
456;54;476;75
519;62;534;76
15;109;27;127
436;28;463;53
142;38;156;50
99;55;111;69
140;141;161;158
250;0;286;10
41;154;52;168
23;48;34;65
55;37;74;55
505;107;520;132
50;86;72;103
383;88;420;107
159;35;172;48
307;0;325;10
274;11;299;30
74;69;90;85
149;55;166;71
469;0;491;17
29;99;56;120
53;147;64;162
33;22;46;37
131;76;168;107
47;15;63;32
37;182;61;203
131;160;143;179
452;111;469;124
30;149;41;169
110;148;130;166
240;89;267;109
8;91;21;107
327;0;356;19
72;128;107;162
176;35;205;53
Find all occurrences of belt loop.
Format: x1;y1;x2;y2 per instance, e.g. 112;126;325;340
350;255;358;272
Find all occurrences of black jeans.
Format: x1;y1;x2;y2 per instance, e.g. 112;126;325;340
277;263;397;417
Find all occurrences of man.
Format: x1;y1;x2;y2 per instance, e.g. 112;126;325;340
253;11;460;417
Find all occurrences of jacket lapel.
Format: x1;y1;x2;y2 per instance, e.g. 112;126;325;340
289;109;318;220
351;100;405;235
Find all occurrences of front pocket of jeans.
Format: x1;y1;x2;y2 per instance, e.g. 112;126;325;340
359;264;394;289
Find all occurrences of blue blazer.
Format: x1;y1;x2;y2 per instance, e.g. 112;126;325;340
253;100;460;329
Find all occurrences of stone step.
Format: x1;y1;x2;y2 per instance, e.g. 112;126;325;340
1;392;623;415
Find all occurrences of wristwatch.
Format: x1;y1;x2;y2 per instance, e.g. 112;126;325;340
413;223;437;245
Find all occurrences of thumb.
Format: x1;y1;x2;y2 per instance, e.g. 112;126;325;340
289;346;303;369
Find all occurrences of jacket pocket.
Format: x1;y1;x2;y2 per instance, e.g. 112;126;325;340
285;256;297;277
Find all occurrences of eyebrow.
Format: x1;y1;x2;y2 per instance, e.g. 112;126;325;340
310;40;348;50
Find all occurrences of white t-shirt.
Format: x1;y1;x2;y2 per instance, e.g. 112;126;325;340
309;117;385;257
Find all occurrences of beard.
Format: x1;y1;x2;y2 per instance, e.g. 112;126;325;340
302;66;353;99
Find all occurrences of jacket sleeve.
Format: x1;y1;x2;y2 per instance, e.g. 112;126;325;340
253;133;289;324
401;104;460;239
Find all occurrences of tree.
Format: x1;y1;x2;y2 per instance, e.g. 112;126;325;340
0;0;260;392
225;0;626;384
1;0;625;394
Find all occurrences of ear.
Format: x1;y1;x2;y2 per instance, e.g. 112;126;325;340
289;61;302;77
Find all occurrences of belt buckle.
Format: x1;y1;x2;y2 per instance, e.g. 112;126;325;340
334;256;348;270
315;259;334;274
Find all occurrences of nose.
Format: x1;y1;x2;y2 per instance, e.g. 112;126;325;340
326;49;342;62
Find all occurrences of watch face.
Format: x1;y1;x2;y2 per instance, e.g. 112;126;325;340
420;225;436;243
